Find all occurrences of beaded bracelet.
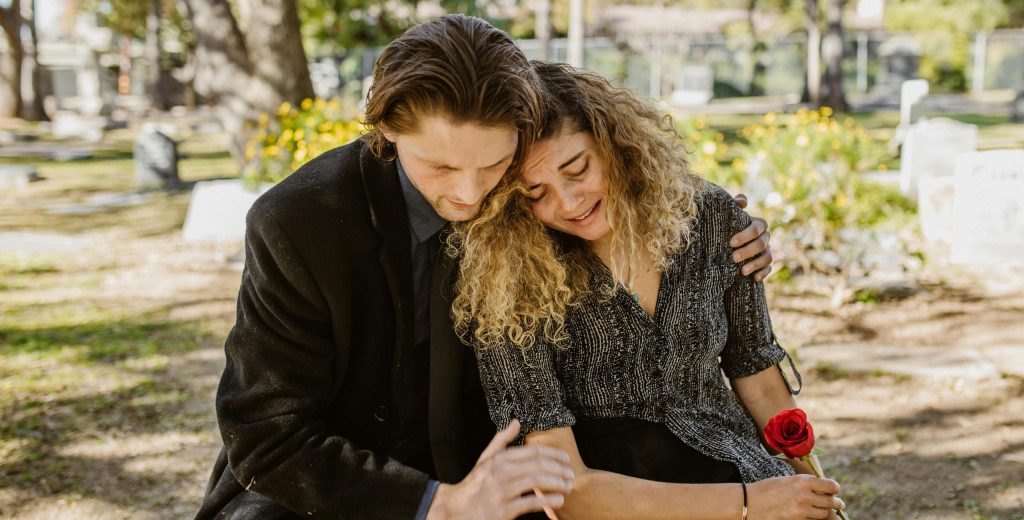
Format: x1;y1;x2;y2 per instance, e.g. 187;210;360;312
740;481;749;520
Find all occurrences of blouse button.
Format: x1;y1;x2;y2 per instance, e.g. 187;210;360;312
373;405;390;422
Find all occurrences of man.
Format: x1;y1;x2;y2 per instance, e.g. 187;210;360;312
196;14;774;520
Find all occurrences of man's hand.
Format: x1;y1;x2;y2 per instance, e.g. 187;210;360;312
426;420;573;520
731;193;773;282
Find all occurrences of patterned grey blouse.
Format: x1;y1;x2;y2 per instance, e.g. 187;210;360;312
474;184;797;483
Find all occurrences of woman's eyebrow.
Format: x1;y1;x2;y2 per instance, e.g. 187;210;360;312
558;150;585;170
526;150;586;190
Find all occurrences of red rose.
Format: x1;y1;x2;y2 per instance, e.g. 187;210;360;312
764;408;815;459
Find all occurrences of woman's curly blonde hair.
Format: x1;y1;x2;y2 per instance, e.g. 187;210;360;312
450;62;705;350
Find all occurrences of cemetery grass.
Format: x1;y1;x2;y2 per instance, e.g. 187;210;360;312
1;136;1023;519
0;139;240;518
703;111;1024;158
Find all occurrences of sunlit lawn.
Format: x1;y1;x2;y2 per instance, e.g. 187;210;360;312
1;112;1023;517
0;131;239;515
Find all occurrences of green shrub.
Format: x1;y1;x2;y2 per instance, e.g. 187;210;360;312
247;97;364;184
678;109;918;300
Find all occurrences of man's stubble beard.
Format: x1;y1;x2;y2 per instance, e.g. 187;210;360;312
431;199;480;223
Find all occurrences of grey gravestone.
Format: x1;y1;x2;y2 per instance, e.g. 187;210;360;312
182;179;273;242
134;129;180;188
0;165;41;188
951;150;1024;266
1013;90;1024;123
670;64;714;106
873;36;922;100
878;37;922;88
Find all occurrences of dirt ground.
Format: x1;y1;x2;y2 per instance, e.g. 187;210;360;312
1;234;1021;520
1;151;1022;519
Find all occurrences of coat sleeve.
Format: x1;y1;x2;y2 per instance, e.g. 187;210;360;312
215;206;430;519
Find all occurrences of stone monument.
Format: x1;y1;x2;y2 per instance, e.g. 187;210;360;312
951;150;1024;266
134;126;180;189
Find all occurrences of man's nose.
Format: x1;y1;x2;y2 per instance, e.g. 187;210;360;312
451;171;488;204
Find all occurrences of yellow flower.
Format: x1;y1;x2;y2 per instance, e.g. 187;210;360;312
301;98;313;111
696;118;707;129
819;106;833;117
280;129;293;142
294;128;305;140
702;142;717;155
278;102;292;116
764;112;777;124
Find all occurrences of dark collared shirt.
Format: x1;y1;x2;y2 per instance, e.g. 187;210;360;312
398;159;448;346
397;159;447;520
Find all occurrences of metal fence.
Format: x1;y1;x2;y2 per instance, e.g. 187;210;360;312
512;29;1024;101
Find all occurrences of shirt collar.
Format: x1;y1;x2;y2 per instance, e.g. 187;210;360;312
396;157;447;243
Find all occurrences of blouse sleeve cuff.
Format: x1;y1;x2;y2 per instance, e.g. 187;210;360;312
721;340;787;379
505;408;577;445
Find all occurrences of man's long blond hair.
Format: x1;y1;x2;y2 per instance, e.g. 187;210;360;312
450;62;705;350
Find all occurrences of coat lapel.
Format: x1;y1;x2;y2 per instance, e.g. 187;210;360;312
428;244;473;481
359;148;415;414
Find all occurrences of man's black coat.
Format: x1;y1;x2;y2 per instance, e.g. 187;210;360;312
195;140;494;519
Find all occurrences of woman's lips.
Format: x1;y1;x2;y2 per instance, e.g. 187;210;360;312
568;200;600;224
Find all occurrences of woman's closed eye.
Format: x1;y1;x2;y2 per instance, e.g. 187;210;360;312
567;158;589;179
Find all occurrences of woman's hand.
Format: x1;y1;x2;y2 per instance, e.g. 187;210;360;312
747;475;845;520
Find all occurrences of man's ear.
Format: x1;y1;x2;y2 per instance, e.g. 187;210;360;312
379;123;397;143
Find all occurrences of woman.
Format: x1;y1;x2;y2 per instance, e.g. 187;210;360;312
450;62;845;520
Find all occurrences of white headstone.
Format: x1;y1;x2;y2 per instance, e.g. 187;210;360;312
51;112;106;142
182;180;273;242
670;64;714;106
901;118;978;239
951;150;1024;266
0;165;40;189
900;79;929;127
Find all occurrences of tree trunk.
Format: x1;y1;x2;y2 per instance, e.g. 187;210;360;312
19;0;48;120
181;0;314;167
535;0;551;61
821;0;848;112
146;0;168;111
0;1;23;118
804;0;821;105
747;0;766;97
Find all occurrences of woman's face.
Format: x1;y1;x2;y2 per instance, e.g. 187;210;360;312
521;129;611;243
